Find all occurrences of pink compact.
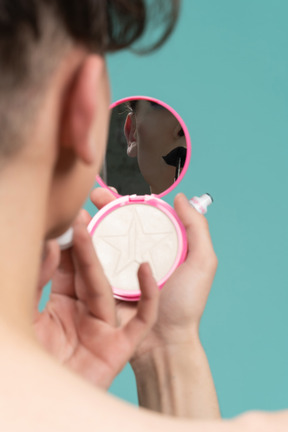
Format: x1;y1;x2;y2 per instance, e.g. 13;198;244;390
88;96;191;301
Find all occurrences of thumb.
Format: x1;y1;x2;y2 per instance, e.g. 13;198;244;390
174;193;217;270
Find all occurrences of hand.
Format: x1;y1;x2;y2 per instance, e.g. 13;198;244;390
90;188;218;360
34;213;159;389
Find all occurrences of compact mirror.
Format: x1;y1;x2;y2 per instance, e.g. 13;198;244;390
91;97;191;301
98;96;191;197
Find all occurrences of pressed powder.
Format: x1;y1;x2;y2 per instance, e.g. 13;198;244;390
88;195;187;301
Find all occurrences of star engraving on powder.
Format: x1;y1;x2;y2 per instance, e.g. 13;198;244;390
97;207;172;276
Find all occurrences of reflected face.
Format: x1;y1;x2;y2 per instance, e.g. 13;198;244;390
125;100;187;194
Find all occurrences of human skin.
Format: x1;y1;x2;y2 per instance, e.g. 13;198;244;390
34;219;159;390
0;42;287;431
90;188;220;418
31;52;161;390
36;188;220;417
124;100;187;194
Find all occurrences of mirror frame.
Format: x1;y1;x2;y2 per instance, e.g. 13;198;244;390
96;95;192;198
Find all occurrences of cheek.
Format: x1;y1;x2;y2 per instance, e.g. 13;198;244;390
137;115;177;156
92;71;111;174
45;163;97;239
137;119;166;153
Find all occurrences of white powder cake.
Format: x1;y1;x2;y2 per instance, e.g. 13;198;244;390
91;203;179;292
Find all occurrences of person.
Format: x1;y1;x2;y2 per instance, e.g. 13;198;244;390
125;99;187;194
105;98;187;195
0;0;286;430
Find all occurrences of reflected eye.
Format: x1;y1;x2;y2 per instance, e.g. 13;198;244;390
178;127;184;137
148;101;164;110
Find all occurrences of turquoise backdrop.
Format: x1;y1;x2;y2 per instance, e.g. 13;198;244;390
40;0;288;419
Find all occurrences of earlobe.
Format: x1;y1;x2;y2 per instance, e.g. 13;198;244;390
60;55;105;165
124;112;137;158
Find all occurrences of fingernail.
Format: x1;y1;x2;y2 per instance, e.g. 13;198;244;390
176;192;188;203
139;262;148;271
109;186;118;194
75;210;86;225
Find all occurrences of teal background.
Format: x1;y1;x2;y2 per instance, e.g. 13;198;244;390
107;0;288;417
40;0;288;419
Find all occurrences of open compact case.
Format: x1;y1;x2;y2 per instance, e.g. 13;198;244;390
55;96;213;300
87;96;193;301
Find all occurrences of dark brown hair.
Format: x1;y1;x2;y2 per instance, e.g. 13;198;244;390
0;0;180;156
0;0;180;76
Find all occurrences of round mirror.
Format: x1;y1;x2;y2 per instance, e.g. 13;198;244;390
98;96;191;197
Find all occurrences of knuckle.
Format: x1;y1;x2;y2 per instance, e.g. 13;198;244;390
141;306;158;329
74;223;89;243
150;306;158;325
193;211;209;230
199;248;218;273
209;251;218;270
201;214;210;229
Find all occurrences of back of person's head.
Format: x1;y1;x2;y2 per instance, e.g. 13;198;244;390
0;0;180;158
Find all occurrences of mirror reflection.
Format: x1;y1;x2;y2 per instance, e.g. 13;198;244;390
100;97;189;196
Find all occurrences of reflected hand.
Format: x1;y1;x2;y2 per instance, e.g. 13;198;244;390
34;213;159;389
90;187;218;361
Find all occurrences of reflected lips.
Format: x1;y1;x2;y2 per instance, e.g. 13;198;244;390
162;146;187;181
162;146;187;168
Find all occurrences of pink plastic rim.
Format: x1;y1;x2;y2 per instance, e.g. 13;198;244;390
96;95;192;199
88;195;188;301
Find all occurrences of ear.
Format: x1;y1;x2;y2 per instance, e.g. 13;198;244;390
124;112;138;158
60;55;105;164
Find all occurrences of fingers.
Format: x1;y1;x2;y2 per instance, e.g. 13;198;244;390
50;210;92;298
38;240;61;289
72;218;116;326
77;208;92;226
174;193;218;271
50;247;76;297
90;187;117;210
123;263;159;348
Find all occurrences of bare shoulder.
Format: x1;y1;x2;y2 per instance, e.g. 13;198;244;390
1;339;287;432
235;410;288;432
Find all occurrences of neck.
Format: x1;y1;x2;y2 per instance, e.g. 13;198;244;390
0;155;50;341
